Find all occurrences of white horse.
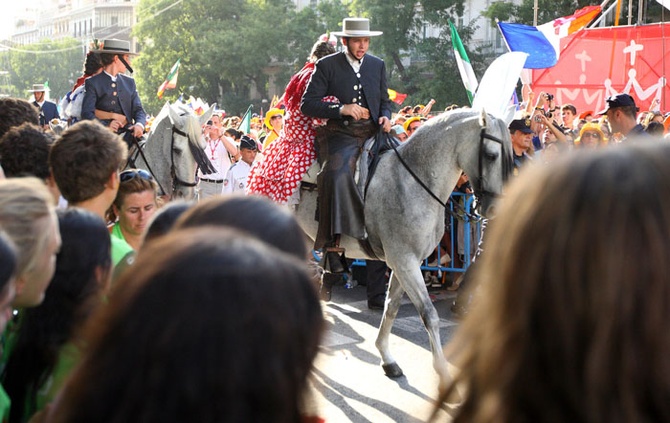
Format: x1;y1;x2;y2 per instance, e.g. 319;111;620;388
130;101;216;199
295;108;512;383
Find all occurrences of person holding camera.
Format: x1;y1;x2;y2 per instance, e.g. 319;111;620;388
197;120;239;200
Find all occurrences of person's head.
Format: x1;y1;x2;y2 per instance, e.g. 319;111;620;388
92;39;139;74
223;127;242;141
435;142;670;422
238;135;258;165
0;123;54;180
575;122;606;148
264;108;284;132
142;200;194;246
174;195;307;259
645;121;664;137
110;169;159;240
0;177;61;308
0;97;39;139
50;120;128;205
0;232;18;332
342;36;369;60
309;38;336;62
403;116;423;137
49;227;323;423
561;103;577;127
335;17;382;60
391;124;408;142
598;94;639;135
29;84;47;104
508;118;534;155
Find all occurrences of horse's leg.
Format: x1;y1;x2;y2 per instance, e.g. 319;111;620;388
380;265;452;386
375;271;404;377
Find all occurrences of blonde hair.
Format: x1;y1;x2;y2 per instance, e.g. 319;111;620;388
0;178;55;277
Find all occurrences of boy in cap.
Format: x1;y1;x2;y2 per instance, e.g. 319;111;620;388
222;135;258;194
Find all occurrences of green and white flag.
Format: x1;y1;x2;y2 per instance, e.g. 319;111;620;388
238;105;253;135
449;21;478;105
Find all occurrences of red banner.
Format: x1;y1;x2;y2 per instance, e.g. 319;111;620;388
532;23;669;113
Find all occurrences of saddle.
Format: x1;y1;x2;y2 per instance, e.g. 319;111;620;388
301;130;398;268
301;129;398;198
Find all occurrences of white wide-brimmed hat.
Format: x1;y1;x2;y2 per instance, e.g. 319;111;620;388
27;83;49;92
89;39;139;56
331;18;383;37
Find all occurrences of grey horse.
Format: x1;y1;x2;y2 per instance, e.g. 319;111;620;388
132;101;215;199
295;108;512;384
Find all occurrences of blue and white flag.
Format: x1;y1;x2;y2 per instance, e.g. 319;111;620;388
497;22;557;69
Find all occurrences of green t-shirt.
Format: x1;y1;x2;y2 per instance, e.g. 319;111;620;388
110;224;134;267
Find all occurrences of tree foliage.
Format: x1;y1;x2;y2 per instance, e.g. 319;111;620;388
3;38;84;100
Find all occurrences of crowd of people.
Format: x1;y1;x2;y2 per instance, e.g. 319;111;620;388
3;15;670;423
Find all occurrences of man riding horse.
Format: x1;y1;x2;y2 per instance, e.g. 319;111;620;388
301;17;392;272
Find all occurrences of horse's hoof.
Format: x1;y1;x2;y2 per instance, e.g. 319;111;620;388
382;362;404;378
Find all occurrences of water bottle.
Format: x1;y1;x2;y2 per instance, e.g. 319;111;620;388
344;275;358;289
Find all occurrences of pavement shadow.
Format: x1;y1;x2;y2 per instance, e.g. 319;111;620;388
311;367;429;423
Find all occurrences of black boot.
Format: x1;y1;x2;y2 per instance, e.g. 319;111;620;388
324;249;346;274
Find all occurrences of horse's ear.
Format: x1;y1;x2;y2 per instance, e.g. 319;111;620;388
479;108;488;128
167;102;181;125
199;103;216;127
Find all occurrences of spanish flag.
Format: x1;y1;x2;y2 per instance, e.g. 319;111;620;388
157;59;181;99
387;89;407;105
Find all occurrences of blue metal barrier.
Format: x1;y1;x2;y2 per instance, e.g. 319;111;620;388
349;192;481;274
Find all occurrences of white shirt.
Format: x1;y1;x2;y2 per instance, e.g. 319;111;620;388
344;50;364;73
198;135;233;181
222;160;252;194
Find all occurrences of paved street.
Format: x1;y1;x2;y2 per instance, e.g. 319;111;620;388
306;277;462;422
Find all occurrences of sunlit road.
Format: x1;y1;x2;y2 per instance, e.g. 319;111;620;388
306;279;462;422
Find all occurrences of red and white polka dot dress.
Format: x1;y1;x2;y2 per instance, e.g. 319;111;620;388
247;62;336;204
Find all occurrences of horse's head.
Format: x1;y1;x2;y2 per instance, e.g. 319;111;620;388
164;102;217;199
464;109;513;218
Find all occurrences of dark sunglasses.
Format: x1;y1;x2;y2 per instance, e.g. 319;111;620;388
120;169;153;183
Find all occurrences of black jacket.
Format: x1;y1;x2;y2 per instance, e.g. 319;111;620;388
300;51;392;123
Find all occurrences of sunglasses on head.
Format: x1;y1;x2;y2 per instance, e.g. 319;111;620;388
120;169;153;183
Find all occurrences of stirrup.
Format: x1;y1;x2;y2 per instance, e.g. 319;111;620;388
321;248;347;274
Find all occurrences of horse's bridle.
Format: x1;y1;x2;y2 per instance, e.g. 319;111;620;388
475;126;512;205
170;126;199;193
389;123;510;220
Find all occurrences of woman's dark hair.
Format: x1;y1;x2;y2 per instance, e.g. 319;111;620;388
48;227;323;423
2;208;111;423
142;200;194;245
0;232;17;293
223;127;242;140
83;52;102;77
645;121;664;137
309;40;336;62
174;195;308;259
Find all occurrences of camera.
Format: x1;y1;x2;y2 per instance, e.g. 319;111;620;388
534;115;542;122
545;110;553;119
546;93;554;101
